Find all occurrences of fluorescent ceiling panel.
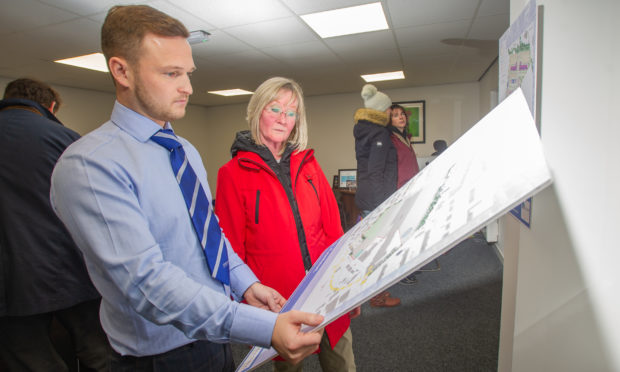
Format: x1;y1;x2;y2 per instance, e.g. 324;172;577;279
301;2;388;38
54;53;108;72
208;89;254;96
361;71;405;82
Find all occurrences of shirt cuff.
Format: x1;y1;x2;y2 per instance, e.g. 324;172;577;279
229;263;259;302
229;303;277;348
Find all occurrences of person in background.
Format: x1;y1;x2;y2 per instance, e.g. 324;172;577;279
0;78;109;371
425;139;449;167
388;103;420;189
432;139;448;156
50;6;323;372
215;77;358;372
353;84;401;307
387;103;422;285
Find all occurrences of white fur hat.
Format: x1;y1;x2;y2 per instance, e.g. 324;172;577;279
361;84;391;112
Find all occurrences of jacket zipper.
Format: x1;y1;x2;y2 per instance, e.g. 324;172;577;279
294;151;312;187
255;189;260;224
307;176;319;201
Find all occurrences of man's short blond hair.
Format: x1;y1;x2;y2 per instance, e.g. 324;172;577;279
101;5;189;68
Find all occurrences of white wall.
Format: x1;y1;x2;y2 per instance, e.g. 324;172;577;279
1;76;479;195
478;60;499;119
172;82;481;194
500;0;620;371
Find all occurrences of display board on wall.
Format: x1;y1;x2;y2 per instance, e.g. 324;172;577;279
498;0;542;228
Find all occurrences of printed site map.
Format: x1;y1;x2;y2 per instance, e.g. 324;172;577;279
237;89;553;371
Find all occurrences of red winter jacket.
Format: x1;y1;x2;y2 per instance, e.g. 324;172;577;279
215;131;349;351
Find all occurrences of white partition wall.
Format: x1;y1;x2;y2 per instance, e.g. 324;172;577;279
500;0;620;371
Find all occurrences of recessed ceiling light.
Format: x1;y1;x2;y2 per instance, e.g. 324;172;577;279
301;2;388;39
208;89;254;96
54;53;108;72
361;71;405;82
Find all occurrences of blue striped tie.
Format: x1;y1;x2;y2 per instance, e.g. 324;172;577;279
151;129;230;287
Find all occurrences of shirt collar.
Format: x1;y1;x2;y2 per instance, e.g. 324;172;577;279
110;101;174;142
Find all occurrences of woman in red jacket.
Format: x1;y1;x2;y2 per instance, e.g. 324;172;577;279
215;77;357;372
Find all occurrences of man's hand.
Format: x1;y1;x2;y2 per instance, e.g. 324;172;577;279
272;310;324;365
243;282;286;312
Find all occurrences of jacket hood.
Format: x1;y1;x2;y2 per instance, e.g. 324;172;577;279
354;108;389;127
230;130;261;157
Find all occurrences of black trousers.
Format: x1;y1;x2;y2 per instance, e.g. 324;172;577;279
109;340;234;372
0;298;110;372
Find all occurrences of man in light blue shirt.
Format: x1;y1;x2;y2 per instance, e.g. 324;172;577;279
50;5;323;371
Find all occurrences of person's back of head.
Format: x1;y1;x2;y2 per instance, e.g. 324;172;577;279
433;140;447;154
3;78;61;113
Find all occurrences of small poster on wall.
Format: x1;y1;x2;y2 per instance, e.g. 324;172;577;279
498;0;541;228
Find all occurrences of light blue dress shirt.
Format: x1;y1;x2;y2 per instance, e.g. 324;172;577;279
50;101;277;356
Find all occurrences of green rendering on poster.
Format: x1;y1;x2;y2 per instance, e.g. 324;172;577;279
395;100;425;143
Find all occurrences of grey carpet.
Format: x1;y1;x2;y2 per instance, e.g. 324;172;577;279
232;232;502;371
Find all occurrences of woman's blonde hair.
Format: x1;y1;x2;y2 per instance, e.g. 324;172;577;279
247;77;308;155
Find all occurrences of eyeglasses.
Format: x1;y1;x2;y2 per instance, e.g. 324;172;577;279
266;105;297;119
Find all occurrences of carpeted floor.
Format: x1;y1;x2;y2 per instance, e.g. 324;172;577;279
232;232;503;371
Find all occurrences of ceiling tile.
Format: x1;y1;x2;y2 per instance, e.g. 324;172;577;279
36;0;150;16
149;1;215;31
324;30;397;55
15;18;101;60
468;14;509;39
205;49;280;68
400;45;459;60
225;17;317;49
343;49;402;71
0;0;79;35
395;20;470;55
386;0;479;28
262;41;340;65
169;0;294;29
478;0;510;17
190;31;250;58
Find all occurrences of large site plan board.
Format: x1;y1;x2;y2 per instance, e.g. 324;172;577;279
237;89;552;371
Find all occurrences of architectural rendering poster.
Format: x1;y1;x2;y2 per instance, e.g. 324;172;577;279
237;89;552;371
498;0;539;227
499;0;537;113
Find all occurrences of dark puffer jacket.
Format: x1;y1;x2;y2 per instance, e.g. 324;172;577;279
0;98;100;316
353;108;398;211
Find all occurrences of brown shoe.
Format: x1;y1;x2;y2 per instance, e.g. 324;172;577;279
370;292;401;307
